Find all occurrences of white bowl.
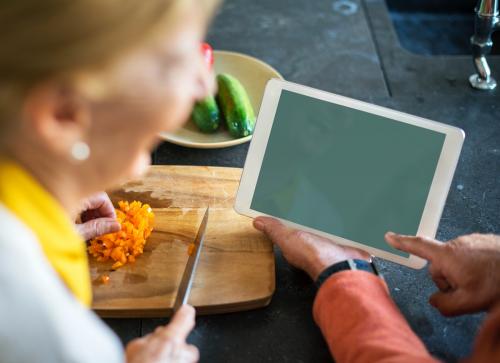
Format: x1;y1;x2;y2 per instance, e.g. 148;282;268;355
159;50;283;149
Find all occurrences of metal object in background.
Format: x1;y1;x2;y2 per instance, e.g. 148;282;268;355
172;207;209;314
332;0;358;16
470;0;499;90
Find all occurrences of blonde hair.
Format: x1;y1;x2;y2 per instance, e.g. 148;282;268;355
0;0;219;130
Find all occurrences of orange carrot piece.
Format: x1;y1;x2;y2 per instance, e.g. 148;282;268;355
88;200;154;269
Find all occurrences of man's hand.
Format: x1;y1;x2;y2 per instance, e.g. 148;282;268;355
75;192;120;240
126;305;199;363
254;216;370;280
385;232;500;316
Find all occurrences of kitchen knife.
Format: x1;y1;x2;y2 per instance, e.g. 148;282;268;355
172;207;209;314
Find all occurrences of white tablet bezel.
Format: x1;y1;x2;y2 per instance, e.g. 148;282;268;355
235;79;464;269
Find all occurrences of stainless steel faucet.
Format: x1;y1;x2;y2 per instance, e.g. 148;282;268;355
469;0;499;90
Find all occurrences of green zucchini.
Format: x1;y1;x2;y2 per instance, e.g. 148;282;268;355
191;95;220;133
216;73;255;138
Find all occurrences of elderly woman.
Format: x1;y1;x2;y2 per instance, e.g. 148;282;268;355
2;1;499;363
0;0;218;362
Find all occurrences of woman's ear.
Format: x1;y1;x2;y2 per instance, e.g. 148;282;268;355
21;81;91;159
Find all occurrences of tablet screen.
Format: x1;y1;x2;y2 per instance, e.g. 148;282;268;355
251;90;446;257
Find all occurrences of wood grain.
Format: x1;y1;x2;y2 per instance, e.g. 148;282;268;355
90;166;275;318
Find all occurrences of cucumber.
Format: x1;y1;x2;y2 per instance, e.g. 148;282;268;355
191;95;221;133
216;74;255;138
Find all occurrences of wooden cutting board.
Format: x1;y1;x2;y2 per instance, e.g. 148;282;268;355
90;166;275;318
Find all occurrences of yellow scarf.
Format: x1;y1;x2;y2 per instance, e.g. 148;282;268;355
0;160;91;306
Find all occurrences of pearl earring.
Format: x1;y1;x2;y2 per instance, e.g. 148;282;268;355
71;141;90;161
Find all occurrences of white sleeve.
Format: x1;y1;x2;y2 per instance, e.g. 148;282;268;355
0;206;124;363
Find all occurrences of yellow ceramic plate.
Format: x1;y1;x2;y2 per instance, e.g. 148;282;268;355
160;50;283;149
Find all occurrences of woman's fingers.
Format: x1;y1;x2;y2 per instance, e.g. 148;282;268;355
162;305;196;342
181;344;200;363
75;217;121;240
385;232;443;261
126;306;198;363
126;332;199;363
75;192;120;240
80;192;116;220
158;343;199;363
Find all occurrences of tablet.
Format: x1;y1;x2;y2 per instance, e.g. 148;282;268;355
235;79;464;269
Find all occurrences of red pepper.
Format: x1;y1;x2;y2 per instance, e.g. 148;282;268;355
201;42;214;69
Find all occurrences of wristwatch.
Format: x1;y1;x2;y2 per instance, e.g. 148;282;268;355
315;258;382;288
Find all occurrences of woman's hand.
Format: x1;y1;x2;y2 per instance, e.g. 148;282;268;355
254;216;370;280
74;192;120;240
385;232;500;316
126;305;199;363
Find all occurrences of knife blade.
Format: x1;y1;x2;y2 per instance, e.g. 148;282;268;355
172;207;209;314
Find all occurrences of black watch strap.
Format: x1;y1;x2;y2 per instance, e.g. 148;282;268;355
315;259;380;288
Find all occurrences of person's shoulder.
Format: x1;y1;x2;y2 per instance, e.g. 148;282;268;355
0;204;54;284
0;203;39;251
0;203;62;296
0;204;47;282
0;203;124;363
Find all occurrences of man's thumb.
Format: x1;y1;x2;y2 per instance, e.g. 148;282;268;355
253;217;289;246
429;290;469;317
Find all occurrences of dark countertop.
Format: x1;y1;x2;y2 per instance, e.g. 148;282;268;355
106;1;500;362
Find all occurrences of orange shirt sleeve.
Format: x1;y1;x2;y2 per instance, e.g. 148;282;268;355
313;270;439;363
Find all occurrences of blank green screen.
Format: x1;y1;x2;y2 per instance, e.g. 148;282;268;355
251;90;445;257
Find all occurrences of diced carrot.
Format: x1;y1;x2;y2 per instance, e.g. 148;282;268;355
187;243;196;256
111;261;123;270
88;200;154;269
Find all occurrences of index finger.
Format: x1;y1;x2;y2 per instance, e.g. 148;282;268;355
385;232;444;261
163;304;196;342
82;192;116;219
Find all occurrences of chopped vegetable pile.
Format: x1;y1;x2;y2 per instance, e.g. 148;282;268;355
88;200;155;270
